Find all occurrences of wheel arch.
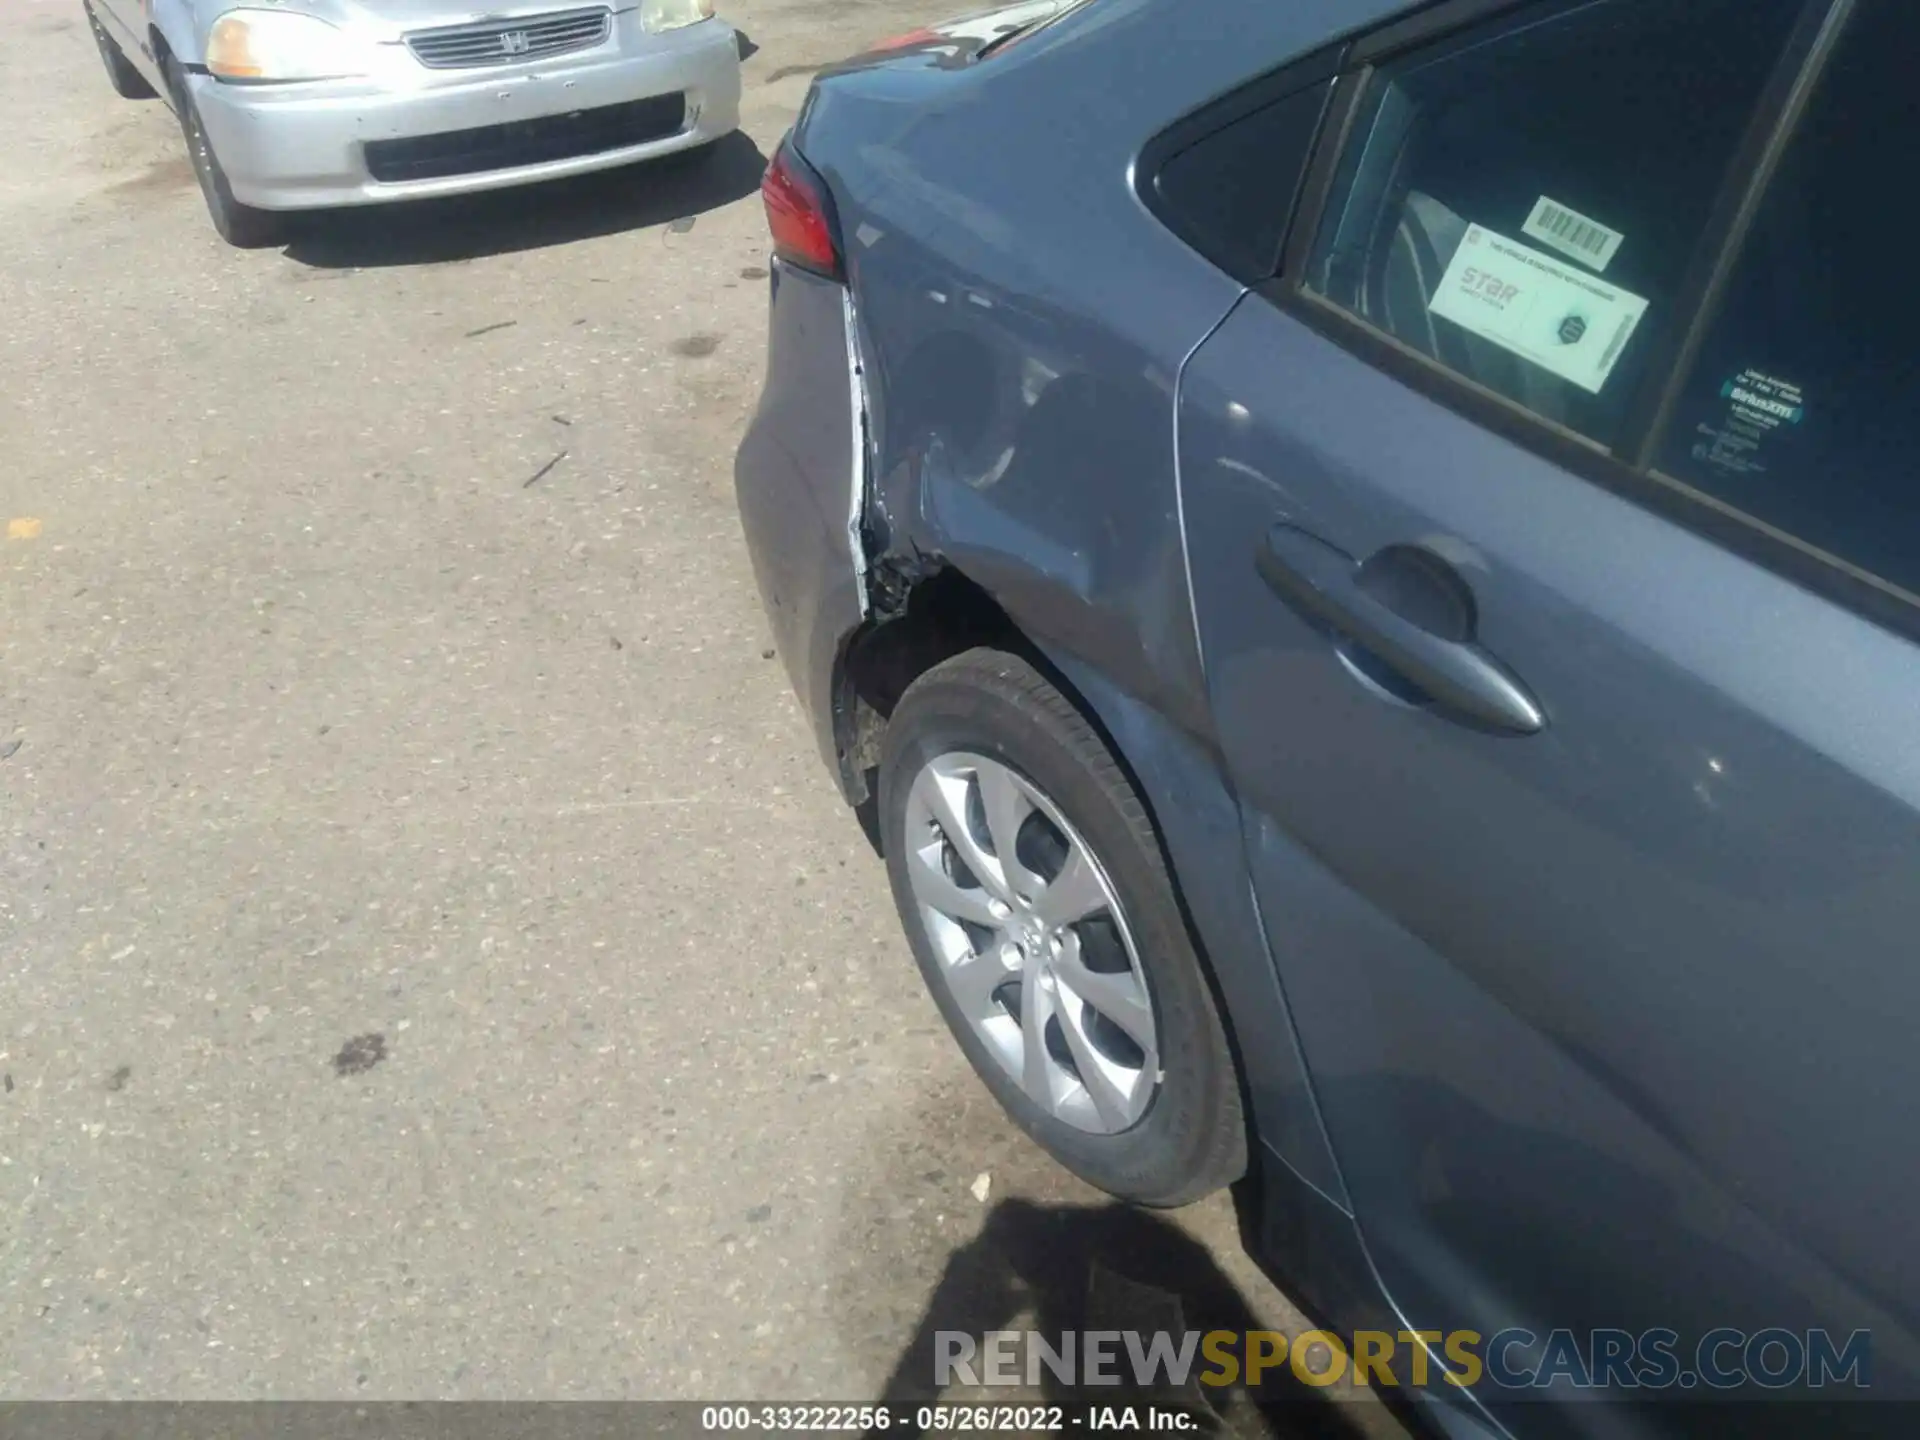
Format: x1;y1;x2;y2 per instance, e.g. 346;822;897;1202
837;566;1024;809
844;559;1352;1211
150;1;200;68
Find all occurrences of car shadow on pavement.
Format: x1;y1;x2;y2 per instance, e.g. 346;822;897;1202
870;1195;1397;1439
280;130;768;269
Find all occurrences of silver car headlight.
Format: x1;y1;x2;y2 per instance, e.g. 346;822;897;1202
641;0;716;34
206;9;366;81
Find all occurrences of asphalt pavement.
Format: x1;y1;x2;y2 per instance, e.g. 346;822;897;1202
0;4;1399;1431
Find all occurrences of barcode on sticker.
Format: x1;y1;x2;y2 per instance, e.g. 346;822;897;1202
1523;197;1624;271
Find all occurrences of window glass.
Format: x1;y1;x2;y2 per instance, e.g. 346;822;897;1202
1653;1;1920;599
1305;0;1804;448
1153;80;1334;283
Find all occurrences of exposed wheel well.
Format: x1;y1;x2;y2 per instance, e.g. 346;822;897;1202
844;565;1262;1184
839;567;1024;803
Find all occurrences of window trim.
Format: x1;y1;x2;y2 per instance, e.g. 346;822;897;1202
1349;0;1542;66
1260;0;1920;638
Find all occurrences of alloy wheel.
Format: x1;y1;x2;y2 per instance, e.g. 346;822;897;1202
902;751;1161;1134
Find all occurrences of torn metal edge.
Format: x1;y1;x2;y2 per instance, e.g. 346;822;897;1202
842;286;873;618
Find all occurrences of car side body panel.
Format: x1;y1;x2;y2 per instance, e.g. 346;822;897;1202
744;0;1920;1432
95;0;206;82
1039;650;1350;1209
735;265;868;794
777;0;1419;1243
1180;289;1920;1421
91;0;196;91
794;0;1411;758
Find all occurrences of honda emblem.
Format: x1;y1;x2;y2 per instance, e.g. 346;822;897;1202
500;29;531;54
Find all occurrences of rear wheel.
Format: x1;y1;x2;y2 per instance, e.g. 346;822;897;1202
166;59;283;249
85;1;156;100
878;648;1246;1207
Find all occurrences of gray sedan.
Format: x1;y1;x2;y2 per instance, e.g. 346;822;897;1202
738;0;1920;1430
83;0;741;246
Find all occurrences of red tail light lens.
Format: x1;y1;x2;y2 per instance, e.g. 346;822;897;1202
865;25;939;52
761;145;841;281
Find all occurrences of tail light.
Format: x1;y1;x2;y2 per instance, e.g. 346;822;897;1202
865;25;940;52
761;143;842;281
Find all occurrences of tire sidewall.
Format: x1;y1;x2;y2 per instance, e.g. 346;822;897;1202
173;75;232;226
167;62;280;248
86;1;154;98
878;651;1237;1204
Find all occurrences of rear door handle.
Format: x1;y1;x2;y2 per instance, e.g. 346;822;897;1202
1256;525;1546;736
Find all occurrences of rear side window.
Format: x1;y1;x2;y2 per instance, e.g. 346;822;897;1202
1147;75;1337;285
1302;0;1804;449
1652;0;1920;600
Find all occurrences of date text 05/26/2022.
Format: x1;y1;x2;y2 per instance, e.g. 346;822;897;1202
699;1404;1198;1432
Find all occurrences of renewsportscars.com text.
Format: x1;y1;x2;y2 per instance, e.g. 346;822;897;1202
936;1326;1871;1392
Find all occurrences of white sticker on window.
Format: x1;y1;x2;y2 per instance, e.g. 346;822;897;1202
1427;225;1649;395
1522;196;1625;271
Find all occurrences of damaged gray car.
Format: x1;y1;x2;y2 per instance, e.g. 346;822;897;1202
737;0;1920;1434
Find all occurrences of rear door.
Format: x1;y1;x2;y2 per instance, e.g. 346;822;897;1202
1177;0;1920;1424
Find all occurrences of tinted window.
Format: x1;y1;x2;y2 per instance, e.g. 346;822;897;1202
1152;79;1335;284
1653;0;1920;599
1304;0;1804;448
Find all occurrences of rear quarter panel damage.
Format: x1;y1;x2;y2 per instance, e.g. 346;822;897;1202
734;263;869;788
804;0;1407;737
791;0;1413;1210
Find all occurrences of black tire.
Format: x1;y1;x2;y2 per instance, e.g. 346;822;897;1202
878;648;1246;1207
165;60;284;249
85;0;156;100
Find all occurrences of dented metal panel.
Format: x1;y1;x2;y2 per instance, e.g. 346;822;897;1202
733;262;869;796
843;288;872;618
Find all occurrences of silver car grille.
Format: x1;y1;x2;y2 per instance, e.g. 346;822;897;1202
405;8;612;69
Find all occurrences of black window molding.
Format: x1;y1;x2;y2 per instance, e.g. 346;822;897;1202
1135;42;1345;286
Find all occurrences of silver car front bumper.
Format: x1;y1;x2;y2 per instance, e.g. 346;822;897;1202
190;17;741;211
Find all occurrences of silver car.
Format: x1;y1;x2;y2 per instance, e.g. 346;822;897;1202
82;0;741;246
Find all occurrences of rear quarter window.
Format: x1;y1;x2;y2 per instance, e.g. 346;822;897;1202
1143;66;1339;285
